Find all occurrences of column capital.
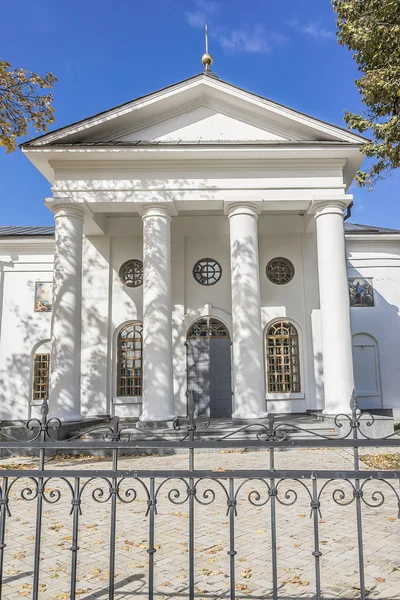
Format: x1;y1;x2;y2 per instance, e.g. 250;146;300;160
225;203;262;219
139;203;177;219
52;204;85;221
308;196;353;219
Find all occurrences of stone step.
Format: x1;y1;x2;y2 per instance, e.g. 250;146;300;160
62;415;338;456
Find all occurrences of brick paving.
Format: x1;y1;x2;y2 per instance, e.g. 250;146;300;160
1;447;399;599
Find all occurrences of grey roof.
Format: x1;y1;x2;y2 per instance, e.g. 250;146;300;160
0;226;55;237
42;140;356;148
0;223;399;238
344;222;400;234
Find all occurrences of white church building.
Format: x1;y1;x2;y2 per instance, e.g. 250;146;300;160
1;64;400;423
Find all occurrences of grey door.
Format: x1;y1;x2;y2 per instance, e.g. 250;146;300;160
187;336;232;418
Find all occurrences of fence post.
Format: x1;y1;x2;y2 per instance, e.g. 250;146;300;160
0;476;9;600
147;478;157;600
69;477;81;600
352;400;366;600
227;478;237;600
188;393;195;600
268;414;278;600
311;473;322;600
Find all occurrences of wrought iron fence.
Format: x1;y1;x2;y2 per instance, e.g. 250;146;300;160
0;396;399;600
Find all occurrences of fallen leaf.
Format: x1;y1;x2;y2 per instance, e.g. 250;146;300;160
206;545;224;555
5;569;20;575
49;523;64;531
241;568;252;579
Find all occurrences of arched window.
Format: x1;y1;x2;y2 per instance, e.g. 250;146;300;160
33;352;50;401
266;321;300;393
117;323;143;396
187;317;229;338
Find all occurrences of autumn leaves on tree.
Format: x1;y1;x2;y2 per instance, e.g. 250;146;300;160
332;0;400;187
0;60;57;152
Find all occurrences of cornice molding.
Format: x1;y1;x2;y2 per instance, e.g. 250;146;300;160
345;234;400;242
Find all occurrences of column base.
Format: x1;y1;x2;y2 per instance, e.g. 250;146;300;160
139;413;176;423
136;419;176;430
232;410;269;421
50;413;83;423
322;409;352;417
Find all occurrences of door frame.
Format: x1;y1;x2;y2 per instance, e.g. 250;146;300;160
186;315;233;418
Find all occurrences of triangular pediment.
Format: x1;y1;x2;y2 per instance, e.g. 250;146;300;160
117;105;289;143
22;73;367;148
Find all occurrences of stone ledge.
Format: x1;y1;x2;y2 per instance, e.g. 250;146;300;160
323;413;394;439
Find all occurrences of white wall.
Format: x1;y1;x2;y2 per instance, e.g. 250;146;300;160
258;216;320;413
347;240;400;410
81;214;321;418
81;235;111;416
2;227;399;421
0;241;53;420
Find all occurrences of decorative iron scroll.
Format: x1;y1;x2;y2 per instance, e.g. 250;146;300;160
0;395;399;600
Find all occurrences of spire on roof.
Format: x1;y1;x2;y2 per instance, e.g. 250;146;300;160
201;24;217;78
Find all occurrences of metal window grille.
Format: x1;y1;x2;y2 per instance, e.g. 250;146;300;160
117;323;143;396
267;320;300;393
33;353;50;401
119;259;143;287
187;316;229;338
266;257;295;285
193;258;222;286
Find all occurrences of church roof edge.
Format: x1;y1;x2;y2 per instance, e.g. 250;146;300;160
0;223;399;238
21;72;368;148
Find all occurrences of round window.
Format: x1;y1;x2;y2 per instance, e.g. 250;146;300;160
193;258;222;286
119;259;143;287
266;257;295;285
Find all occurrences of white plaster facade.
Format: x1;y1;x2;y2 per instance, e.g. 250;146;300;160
0;72;399;422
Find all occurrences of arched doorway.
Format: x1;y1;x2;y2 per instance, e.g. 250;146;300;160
187;317;232;418
352;333;383;409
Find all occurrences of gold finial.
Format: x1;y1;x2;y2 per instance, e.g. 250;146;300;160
201;24;213;72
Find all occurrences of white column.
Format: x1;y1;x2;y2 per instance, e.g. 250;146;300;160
140;206;175;421
314;201;355;414
228;204;267;419
49;205;84;421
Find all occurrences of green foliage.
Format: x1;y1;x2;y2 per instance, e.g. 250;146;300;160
0;60;57;152
332;0;400;187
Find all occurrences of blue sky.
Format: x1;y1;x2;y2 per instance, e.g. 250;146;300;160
1;0;399;228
